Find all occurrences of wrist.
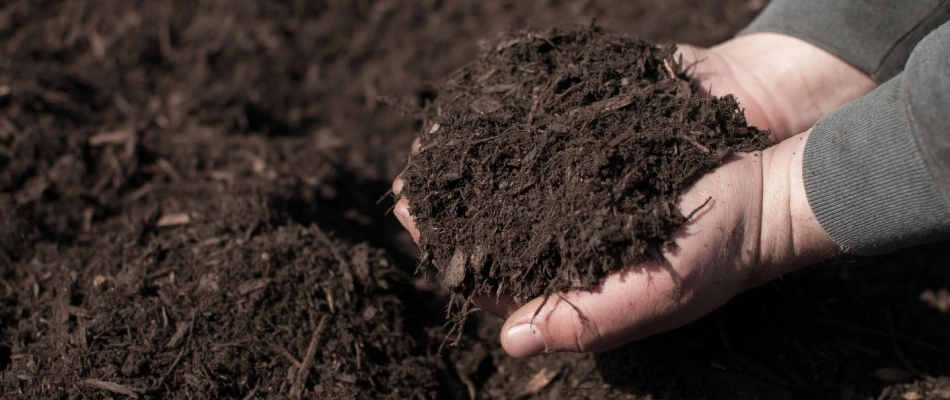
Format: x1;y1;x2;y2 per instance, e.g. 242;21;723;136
756;129;840;283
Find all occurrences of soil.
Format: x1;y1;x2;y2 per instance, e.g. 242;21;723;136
1;1;949;399
401;25;769;310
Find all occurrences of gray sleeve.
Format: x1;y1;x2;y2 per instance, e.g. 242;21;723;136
803;22;950;255
740;0;950;82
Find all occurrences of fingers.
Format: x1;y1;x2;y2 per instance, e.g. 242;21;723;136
392;176;405;197
498;261;733;358
393;137;423;240
393;197;420;243
499;265;674;357
391;174;417;241
410;137;421;153
393;137;422;197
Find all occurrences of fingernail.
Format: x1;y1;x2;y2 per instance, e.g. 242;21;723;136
505;324;545;358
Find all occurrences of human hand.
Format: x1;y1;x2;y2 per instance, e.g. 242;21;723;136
392;33;873;358
677;33;875;142
394;129;839;357
496;129;840;357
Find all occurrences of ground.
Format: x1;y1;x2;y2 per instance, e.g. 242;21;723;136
0;1;949;399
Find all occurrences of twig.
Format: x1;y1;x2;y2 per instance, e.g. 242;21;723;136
453;362;477;400
242;381;261;400
154;347;188;390
275;344;303;369
531;293;552;323
289;315;329;399
526;84;548;126
680;134;710;154
662;58;677;79
156;213;191;227
684;196;713;221
81;379;144;398
88;129;133;146
312;226;354;288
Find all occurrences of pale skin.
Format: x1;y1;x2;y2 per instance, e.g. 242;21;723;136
393;33;877;358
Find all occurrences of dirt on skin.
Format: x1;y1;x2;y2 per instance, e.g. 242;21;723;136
401;25;769;314
1;0;950;399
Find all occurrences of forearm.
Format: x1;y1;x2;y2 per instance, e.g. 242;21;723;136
740;0;950;82
803;23;950;255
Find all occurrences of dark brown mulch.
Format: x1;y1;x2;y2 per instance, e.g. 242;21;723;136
1;1;948;399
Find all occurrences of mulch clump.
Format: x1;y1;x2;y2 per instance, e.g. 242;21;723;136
402;25;769;310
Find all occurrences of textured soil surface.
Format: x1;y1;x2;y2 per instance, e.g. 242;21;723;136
402;25;768;309
1;1;949;399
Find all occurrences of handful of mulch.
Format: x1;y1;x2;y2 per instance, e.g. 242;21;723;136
400;25;768;325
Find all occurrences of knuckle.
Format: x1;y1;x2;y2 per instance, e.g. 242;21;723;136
394;199;409;219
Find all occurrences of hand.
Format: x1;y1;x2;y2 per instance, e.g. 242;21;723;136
677;33;875;142
393;33;876;358
394;129;839;357
497;129;840;357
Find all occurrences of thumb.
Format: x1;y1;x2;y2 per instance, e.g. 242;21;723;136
499;266;686;358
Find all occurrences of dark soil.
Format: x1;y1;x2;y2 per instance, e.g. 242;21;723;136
1;1;949;399
401;25;768;309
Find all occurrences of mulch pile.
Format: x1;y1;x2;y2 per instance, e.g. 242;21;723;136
402;26;769;312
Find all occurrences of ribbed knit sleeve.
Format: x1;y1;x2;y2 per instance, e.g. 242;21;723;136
740;0;950;82
803;23;950;254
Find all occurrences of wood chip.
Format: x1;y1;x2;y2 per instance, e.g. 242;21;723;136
237;278;271;295
156;213;190;227
470;96;502;114
88;129;133;146
67;305;88;317
662;58;676;78
482;84;516;94
469;246;487;271
165;319;192;349
874;368;915;382
474;68;496;83
520;368;557;396
80;379;144;398
567;94;635;116
441;249;467;287
592;94;635;111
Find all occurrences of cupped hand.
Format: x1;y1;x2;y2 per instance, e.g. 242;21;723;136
677;33;875;142
395;129;839;357
497;129;840;357
393;32;875;358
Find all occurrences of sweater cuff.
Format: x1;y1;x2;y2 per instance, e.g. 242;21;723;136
803;76;950;255
739;0;950;82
